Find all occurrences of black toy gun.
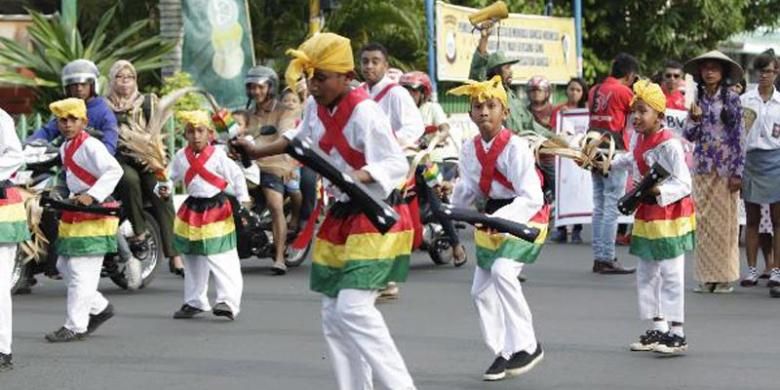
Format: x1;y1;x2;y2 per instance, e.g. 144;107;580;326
617;162;671;215
284;137;399;234
439;204;541;242
40;196;121;216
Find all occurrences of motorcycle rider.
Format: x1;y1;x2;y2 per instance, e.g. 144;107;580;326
29;59;119;154
399;71;467;267
244;66;302;275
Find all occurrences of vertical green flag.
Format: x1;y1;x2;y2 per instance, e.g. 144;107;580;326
182;0;254;110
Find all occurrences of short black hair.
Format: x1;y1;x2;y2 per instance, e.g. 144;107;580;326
610;53;639;78
664;59;683;70
753;50;778;71
359;42;389;61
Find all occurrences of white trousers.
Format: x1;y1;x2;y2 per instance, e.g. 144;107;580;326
472;258;537;358
636;255;685;323
57;255;109;333
182;249;243;314
0;244;16;354
321;289;416;390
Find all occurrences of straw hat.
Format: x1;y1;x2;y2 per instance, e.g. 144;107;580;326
684;50;744;84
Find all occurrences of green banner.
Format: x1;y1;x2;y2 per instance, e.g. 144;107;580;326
182;0;254;110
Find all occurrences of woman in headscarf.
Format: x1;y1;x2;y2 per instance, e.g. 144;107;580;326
106;60;183;276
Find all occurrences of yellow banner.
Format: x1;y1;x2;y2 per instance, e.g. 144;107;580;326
436;1;577;84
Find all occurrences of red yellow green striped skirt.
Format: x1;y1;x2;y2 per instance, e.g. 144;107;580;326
0;186;31;243
311;200;414;298
174;193;236;256
475;204;550;270
56;200;119;256
630;196;695;261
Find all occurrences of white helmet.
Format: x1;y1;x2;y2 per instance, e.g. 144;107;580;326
61;59;100;95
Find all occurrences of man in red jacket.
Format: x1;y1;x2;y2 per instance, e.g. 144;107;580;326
588;53;639;274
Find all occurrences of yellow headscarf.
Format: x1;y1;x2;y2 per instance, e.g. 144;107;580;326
446;76;508;108
177;110;213;130
49;98;87;120
284;32;354;90
631;80;666;113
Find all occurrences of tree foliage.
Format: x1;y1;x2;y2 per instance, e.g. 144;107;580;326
0;2;173;111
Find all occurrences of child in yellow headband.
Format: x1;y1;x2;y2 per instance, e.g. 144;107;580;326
159;109;250;322
447;76;548;381
44;98;124;343
609;80;694;355
233;32;416;389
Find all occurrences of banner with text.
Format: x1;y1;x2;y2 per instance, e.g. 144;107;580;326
435;1;577;84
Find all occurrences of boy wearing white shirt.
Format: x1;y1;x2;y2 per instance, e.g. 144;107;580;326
159;111;249;320
45;98;123;343
0;108;30;369
449;76;548;381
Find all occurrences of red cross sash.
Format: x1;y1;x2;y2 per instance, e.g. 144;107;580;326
63;130;97;187
474;128;515;196
633;129;674;175
317;88;369;170
184;145;228;190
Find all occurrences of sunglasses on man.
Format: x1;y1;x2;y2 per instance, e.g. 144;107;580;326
664;73;682;79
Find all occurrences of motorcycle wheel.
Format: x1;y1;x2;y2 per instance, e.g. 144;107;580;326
110;211;164;289
10;251;30;294
285;239;312;268
428;235;454;265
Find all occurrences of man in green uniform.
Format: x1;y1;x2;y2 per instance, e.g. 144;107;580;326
469;21;553;138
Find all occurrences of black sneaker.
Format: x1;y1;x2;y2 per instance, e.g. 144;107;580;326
506;343;544;377
173;304;205;319
0;353;12;372
45;327;85;343
653;332;687;354
630;329;665;351
212;302;235;320
86;303;114;335
770;286;780;298
483;356;508;381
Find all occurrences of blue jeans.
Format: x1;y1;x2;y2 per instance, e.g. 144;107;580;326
591;170;628;261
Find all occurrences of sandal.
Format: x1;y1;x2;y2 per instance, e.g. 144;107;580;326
453;244;468;267
271;262;287;275
168;257;184;278
128;231;151;258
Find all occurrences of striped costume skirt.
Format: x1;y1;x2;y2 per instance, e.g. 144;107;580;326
56;200;119;256
630;196;695;261
174;193;236;256
0;186;31;244
474;199;550;270
311;197;414;298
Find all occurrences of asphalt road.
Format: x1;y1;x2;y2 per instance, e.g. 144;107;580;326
2;234;778;390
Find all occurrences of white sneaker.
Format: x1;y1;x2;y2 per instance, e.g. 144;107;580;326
768;269;780;288
740;267;759;287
